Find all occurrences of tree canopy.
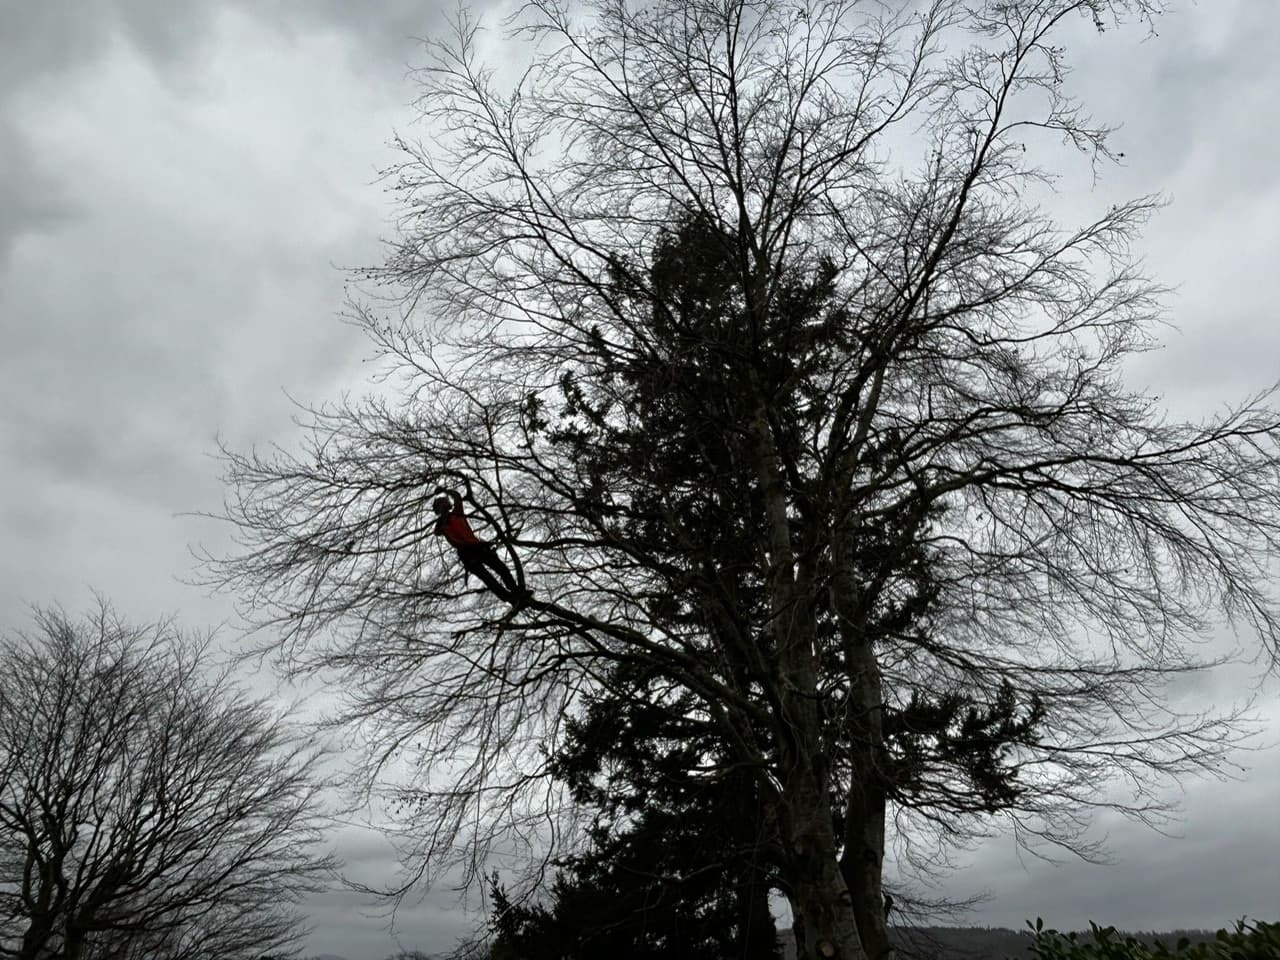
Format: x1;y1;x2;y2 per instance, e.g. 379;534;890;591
0;604;335;960
209;1;1280;957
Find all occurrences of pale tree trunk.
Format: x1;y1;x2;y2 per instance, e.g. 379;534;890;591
832;525;894;959
777;736;868;960
749;394;869;960
840;636;892;960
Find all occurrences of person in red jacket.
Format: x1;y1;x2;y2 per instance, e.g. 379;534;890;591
431;487;526;603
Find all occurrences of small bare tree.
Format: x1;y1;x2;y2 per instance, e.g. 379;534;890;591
209;1;1280;958
0;603;336;960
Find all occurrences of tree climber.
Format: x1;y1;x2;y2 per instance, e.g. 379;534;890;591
431;487;527;604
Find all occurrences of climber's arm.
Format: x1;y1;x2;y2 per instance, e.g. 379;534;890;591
432;486;466;516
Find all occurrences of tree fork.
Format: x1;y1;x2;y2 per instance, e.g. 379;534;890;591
777;721;868;960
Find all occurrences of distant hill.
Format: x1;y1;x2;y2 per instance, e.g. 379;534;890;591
778;926;1225;960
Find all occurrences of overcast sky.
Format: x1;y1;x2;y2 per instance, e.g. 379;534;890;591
2;1;1278;957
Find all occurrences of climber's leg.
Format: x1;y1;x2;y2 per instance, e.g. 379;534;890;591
478;544;521;597
458;547;517;601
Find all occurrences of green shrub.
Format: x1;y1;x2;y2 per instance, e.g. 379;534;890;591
1023;918;1280;960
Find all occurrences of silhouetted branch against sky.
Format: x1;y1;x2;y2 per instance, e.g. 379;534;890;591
0;600;338;960
201;1;1280;958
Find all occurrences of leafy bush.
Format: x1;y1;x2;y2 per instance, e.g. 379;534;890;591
1025;918;1280;960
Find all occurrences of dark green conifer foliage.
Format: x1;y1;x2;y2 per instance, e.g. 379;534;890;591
489;664;779;958
548;208;1049;811
495;213;1047;956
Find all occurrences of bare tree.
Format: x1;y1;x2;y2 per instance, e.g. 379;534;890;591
0;603;337;960
208;1;1280;958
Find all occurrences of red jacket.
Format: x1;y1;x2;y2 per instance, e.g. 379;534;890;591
435;504;482;547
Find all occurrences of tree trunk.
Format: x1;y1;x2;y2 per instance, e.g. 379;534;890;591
17;919;54;960
830;488;898;960
17;851;62;960
835;637;893;957
63;930;87;960
778;757;868;960
842;787;891;960
747;393;867;960
775;661;867;960
736;865;780;959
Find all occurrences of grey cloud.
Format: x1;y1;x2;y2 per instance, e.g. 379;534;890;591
0;0;465;266
0;1;125;91
299;822;489;960
0;126;74;264
1040;5;1280;412
0;1;391;638
1064;4;1280;190
946;727;1280;931
273;0;457;59
0;0;463;93
0;217;364;513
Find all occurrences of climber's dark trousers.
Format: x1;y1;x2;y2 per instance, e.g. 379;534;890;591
456;543;520;600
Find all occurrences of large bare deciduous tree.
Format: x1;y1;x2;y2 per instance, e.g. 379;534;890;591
210;1;1280;957
0;604;336;960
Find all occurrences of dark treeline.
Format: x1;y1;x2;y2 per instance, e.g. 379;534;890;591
881;926;1225;960
310;927;1230;960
